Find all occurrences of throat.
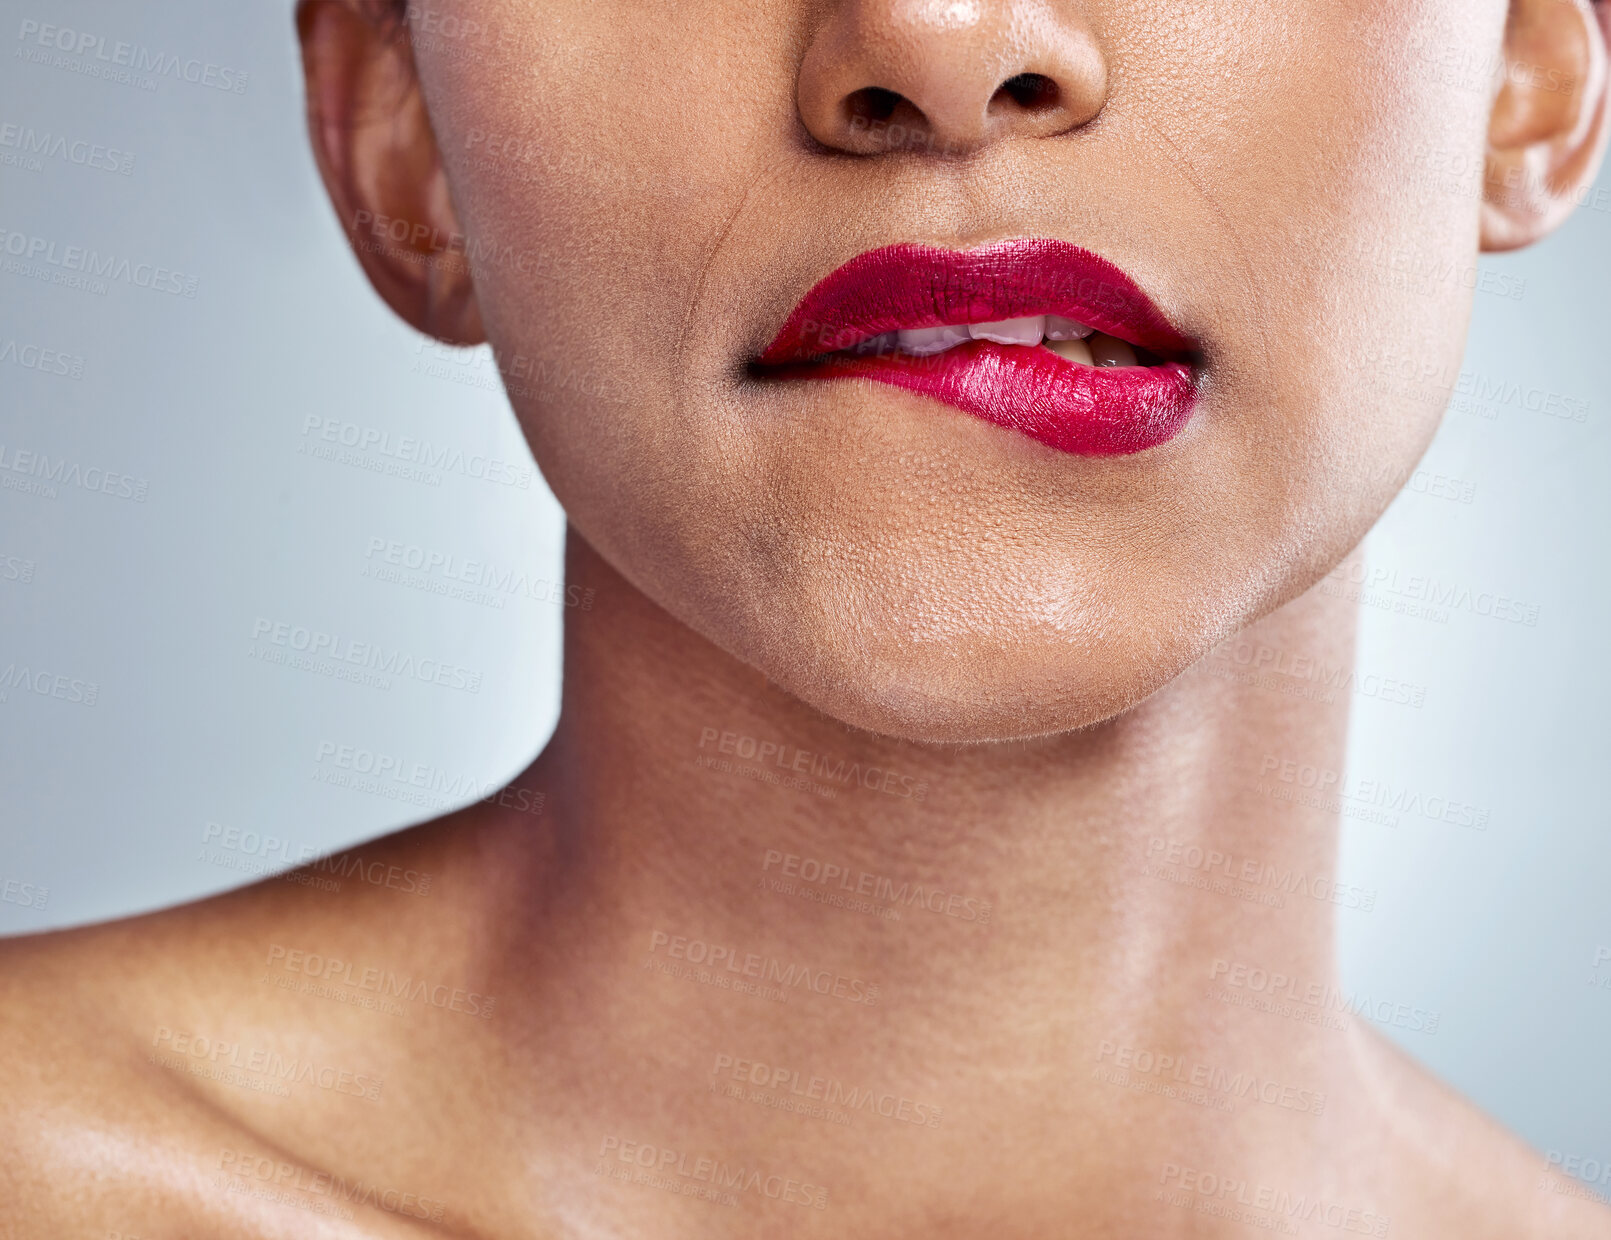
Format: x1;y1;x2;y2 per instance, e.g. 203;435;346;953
423;535;1370;1237
480;533;1354;1076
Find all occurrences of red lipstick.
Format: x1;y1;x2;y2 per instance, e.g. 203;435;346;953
756;239;1199;456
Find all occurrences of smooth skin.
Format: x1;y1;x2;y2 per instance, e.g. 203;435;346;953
4;0;1610;1235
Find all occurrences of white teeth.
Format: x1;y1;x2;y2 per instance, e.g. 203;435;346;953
896;325;974;357
850;331;899;355
835;318;1140;365
1045;337;1094;365
1044;315;1095;341
969;316;1045;346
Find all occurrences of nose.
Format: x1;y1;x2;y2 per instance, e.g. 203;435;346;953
796;0;1109;157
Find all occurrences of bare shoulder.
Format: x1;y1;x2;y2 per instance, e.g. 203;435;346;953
0;909;265;1234
1349;1026;1611;1239
0;817;493;1236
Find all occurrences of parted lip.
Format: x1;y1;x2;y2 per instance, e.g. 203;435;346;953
757;238;1197;364
751;238;1200;458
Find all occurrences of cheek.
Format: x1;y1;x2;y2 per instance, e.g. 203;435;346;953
417;2;784;351
414;2;792;528
1131;1;1500;546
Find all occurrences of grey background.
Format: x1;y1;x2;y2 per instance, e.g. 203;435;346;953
1;0;1607;1180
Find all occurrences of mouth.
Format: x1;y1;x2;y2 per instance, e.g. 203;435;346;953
754;239;1200;456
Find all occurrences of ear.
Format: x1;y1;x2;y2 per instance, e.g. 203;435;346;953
295;0;484;344
1481;0;1611;252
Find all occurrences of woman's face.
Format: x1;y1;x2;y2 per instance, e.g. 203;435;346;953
370;0;1553;741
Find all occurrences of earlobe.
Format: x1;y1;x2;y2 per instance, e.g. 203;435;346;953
296;0;484;344
1481;0;1611;251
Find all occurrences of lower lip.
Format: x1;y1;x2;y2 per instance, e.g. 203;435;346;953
770;341;1197;456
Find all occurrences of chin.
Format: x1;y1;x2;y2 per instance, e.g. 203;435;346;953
726;599;1210;746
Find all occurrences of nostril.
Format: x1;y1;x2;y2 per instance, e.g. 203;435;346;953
995;72;1060;112
841;86;934;149
844;86;905;125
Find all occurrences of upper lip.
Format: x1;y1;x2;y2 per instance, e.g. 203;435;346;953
757;238;1196;365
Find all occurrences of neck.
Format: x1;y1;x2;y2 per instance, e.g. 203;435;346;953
467;528;1364;1226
